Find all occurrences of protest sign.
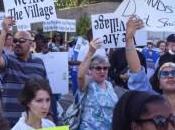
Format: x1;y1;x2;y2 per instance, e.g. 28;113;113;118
115;0;175;32
37;126;69;130
91;13;147;48
16;20;31;31
43;19;76;32
74;36;88;53
3;0;57;24
33;52;69;95
0;12;5;30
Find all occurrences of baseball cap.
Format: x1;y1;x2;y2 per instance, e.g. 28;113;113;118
167;34;175;42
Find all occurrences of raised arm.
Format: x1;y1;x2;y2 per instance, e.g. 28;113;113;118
78;38;101;91
0;17;14;67
125;16;144;72
126;16;153;92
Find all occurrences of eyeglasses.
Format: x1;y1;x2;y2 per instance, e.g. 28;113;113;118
159;70;175;78
92;66;109;71
135;115;175;129
13;38;32;44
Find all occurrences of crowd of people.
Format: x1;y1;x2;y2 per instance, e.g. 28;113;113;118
0;14;175;130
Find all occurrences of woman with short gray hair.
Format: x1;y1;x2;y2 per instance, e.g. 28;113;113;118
78;39;118;130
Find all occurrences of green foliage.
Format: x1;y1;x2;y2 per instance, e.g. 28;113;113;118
76;15;91;36
55;0;76;9
54;0;99;9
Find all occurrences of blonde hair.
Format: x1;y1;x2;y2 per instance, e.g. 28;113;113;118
158;62;175;78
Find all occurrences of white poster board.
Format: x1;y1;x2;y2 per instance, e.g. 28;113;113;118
0;12;5;30
115;0;175;32
91;13;147;48
3;0;57;24
43;19;76;32
74;36;88;52
16;20;31;31
33;52;69;95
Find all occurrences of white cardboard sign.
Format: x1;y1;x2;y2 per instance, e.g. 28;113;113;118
16;20;31;31
91;13;147;48
3;0;57;24
115;0;175;32
33;52;69;95
43;19;76;32
0;12;5;30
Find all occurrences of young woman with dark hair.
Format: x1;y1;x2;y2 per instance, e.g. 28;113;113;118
12;78;55;130
112;91;175;130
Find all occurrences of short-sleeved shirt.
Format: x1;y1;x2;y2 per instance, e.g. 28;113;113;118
79;80;118;130
0;54;46;126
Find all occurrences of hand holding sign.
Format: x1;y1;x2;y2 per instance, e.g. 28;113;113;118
126;16;144;43
89;38;103;54
1;17;15;32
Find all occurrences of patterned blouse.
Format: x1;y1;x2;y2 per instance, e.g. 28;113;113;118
79;80;118;130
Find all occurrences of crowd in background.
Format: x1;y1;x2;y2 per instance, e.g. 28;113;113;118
0;15;175;130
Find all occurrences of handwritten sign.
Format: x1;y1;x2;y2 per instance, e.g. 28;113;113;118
91;13;147;48
0;12;5;30
43;19;76;32
37;126;69;130
3;0;57;24
115;0;175;32
33;52;69;94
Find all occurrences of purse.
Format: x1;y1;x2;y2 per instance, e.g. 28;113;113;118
63;90;86;130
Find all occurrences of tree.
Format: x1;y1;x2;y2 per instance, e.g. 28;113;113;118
76;15;91;36
55;0;122;9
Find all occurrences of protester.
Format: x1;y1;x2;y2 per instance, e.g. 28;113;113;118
48;32;65;52
3;32;14;54
124;16;175;113
141;41;159;79
112;91;175;130
156;40;167;56
108;47;147;89
158;34;175;67
77;28;149;129
0;17;47;126
154;40;167;69
77;38;118;130
12;78;55;130
35;33;49;53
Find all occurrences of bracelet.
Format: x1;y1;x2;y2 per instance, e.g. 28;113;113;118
125;46;136;51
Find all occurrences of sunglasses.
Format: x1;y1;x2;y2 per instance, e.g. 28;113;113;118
159;70;175;78
135;115;175;129
13;38;31;44
92;66;109;71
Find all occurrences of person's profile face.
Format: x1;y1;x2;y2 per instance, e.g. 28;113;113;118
27;90;51;119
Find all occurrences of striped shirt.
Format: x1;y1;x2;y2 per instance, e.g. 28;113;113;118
0;54;46;127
